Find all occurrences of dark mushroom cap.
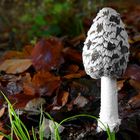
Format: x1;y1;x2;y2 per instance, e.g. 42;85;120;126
82;7;129;79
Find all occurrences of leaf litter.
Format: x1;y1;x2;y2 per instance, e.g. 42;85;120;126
0;2;140;140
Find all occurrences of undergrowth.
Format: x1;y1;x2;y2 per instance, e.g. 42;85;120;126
0;91;115;140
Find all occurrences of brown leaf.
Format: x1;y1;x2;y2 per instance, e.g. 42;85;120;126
63;70;86;79
1;51;23;60
31;37;64;71
8;94;36;109
22;73;35;96
22;45;33;58
0;120;9;134
124;6;140;31
1;45;33;61
0;107;5;118
67;64;79;74
62;47;82;63
32;71;60;87
128;93;140;109
23;83;35;96
0;59;32;74
69;34;85;47
129;79;140;91
124;64;140;81
32;71;61;96
117;80;125;91
57;91;69;106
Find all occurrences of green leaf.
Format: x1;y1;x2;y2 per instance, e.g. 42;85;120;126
34;14;47;26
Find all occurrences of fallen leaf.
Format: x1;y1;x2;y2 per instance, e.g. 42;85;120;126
0;107;5;118
6;81;23;95
0;121;8;134
32;71;60;87
22;73;35;96
69;81;90;96
1;45;33;61
32;71;61;96
128;93;140;109
22;45;33;58
0;59;32;74
57;91;69;106
62;47;82;63
129;79;140;91
8;94;35;109
23;83;35;96
69;34;85;47
124;64;140;81
31;37;64;71
73;93;89;108
1;51;23;60
63;70;86;79
25;98;46;113
117;80;125;91
67;64;79;74
0;74;21;82
124;6;140;31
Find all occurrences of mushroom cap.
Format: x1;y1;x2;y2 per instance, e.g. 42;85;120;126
82;7;129;79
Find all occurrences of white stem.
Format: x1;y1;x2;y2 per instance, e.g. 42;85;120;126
97;76;121;132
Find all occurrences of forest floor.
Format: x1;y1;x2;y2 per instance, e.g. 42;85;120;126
0;1;140;140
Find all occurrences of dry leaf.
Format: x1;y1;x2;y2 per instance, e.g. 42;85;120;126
22;45;33;58
67;64;79;74
25;98;46;113
0;107;5;118
32;71;60;87
23;83;35;96
0;59;32;74
1;51;23;60
1;45;33;61
69;34;85;46
62;47;82;63
0;74;21;82
6;81;22;95
129;79;140;91
31;37;64;71
124;6;140;31
73;93;89;108
32;71;61;96
117;80;125;91
63;70;86;79
22;73;35;95
128;93;140;109
57;91;69;106
0;122;8;134
8;94;35;109
124;64;140;81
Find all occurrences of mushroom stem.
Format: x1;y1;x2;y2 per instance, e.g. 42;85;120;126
97;76;121;132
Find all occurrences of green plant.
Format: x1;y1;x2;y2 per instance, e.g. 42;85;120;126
16;0;103;41
55;114;116;140
0;91;61;140
0;92;31;140
0;91;116;140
